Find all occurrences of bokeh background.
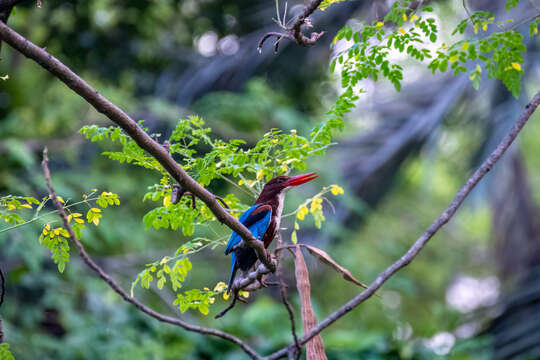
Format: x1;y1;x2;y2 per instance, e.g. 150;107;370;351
1;0;540;359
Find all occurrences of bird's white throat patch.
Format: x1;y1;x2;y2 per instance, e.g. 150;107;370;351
275;191;285;230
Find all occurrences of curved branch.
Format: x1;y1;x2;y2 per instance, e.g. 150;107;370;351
0;21;275;274
214;292;240;319
258;0;325;52
41;149;261;360
265;90;540;359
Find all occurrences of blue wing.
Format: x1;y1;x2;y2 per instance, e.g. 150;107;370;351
225;204;272;255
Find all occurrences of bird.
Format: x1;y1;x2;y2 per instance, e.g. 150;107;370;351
225;172;318;292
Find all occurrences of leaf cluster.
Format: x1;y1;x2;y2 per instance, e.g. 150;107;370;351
430;11;527;97
78;114;344;314
0;195;40;225
39;224;70;273
0;343;15;360
329;0;532;130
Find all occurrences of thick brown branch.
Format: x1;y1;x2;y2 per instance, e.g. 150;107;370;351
41;149;261;360
230;260;274;293
265;91;540;359
0;21;275;274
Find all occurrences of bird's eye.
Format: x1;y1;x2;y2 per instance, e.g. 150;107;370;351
277;178;284;183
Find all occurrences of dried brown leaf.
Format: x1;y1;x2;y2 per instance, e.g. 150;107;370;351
301;244;368;289
294;245;327;360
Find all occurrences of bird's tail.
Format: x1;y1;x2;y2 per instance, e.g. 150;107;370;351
227;252;239;293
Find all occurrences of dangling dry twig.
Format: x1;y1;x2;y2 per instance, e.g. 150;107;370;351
294;245;327;360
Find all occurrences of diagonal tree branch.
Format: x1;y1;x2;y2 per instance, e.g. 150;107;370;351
0;21;276;274
40;148;262;360
264;90;540;359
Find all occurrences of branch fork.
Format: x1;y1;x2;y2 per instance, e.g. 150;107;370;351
258;0;325;53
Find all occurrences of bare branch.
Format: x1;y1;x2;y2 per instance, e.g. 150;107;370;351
0;21;275;274
214;292;240;319
265;91;540;359
257;32;294;53
40;148;262;360
258;0;325;53
229;260;274;293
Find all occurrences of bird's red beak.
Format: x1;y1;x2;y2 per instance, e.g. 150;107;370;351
286;172;318;187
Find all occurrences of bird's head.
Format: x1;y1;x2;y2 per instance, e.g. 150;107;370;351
257;172;318;202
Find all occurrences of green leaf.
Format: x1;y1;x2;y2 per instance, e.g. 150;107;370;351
505;0;519;11
0;343;15;360
199;303;209;315
157;277;166;290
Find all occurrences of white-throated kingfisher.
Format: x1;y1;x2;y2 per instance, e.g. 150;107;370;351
225;172;318;291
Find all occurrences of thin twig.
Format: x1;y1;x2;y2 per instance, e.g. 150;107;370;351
214;292;239;319
215;196;230;209
264;91;540;360
41;148;262;360
0;196;102;235
216;173;256;198
257;32;293;53
0;21;275;274
462;0;474;26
